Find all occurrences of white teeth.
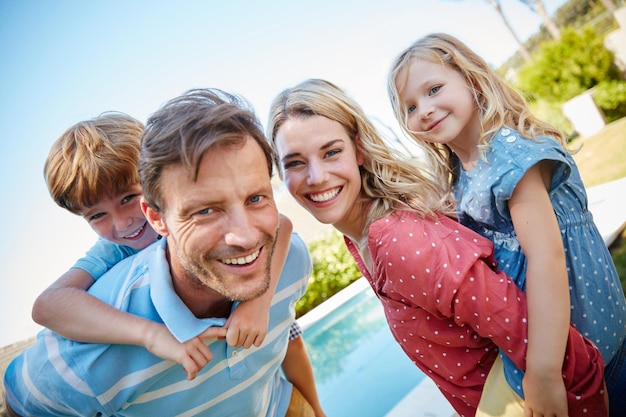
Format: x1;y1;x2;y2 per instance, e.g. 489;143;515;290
125;224;144;238
309;188;340;202
222;250;260;265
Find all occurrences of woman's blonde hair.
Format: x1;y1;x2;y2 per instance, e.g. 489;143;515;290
267;78;453;229
387;33;566;184
44;112;144;214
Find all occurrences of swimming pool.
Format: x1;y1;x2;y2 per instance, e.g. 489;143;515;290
299;278;452;417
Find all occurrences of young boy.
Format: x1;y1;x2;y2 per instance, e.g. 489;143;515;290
31;113;322;414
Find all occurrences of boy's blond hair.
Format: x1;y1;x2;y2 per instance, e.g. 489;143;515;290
44;112;144;214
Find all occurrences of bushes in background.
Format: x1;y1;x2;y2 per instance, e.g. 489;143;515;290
295;229;361;318
517;25;626;127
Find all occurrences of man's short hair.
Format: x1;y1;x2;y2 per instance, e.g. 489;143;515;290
140;88;275;212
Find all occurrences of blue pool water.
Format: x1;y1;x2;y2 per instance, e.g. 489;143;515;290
300;279;425;417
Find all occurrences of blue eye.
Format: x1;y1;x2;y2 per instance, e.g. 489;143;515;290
407;105;416;114
197;208;212;215
429;85;441;95
283;160;303;170
249;195;262;204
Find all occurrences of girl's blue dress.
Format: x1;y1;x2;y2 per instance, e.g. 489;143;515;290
454;126;626;405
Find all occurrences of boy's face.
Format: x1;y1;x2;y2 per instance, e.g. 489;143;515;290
80;183;160;250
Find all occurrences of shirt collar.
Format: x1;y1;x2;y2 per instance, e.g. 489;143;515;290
149;239;228;342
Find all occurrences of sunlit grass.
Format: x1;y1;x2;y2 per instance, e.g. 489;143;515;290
571;117;626;188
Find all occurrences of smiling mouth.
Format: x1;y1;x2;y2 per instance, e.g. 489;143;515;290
124;223;146;239
426;115;446;131
307;186;341;203
221;249;260;265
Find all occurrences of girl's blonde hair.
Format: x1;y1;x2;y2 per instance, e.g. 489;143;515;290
44;112;144;214
387;33;566;184
267;78;453;228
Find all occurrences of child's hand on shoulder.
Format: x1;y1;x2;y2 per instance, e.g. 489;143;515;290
144;322;226;380
224;301;270;349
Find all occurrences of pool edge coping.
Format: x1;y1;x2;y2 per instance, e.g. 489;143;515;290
297;276;370;331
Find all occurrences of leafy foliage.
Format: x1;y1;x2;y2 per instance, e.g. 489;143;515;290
553;0;616;34
517;25;617;103
295;229;361;317
592;80;626;123
500;0;616;73
527;98;575;138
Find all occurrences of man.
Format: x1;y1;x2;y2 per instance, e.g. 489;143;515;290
4;89;325;416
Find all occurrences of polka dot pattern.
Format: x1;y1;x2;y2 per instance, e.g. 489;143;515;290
345;211;607;416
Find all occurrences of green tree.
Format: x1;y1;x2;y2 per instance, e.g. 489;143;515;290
598;0;617;14
517;25;617;102
592;79;626;123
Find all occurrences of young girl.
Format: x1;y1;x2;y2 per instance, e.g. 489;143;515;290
30;112;326;416
267;78;607;417
387;32;626;416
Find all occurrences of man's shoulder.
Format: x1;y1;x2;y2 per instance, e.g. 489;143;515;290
281;232;312;284
286;232;310;264
288;232;307;252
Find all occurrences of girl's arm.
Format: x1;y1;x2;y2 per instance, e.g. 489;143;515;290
224;214;293;348
509;162;570;417
32;268;223;380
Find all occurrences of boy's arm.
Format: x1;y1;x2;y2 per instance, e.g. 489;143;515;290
32;268;159;344
282;334;326;417
224;214;293;348
32;268;224;380
509;162;570;416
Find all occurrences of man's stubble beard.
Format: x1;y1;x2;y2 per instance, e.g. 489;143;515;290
178;225;279;302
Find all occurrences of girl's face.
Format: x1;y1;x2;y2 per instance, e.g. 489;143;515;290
81;183;160;250
397;59;480;150
274;115;364;232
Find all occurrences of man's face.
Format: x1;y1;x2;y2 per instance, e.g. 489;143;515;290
144;136;279;303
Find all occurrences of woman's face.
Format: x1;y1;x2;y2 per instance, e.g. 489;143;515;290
274;115;364;232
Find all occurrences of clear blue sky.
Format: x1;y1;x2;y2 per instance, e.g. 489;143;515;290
0;0;566;346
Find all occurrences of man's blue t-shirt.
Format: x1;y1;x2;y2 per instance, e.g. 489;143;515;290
4;233;311;416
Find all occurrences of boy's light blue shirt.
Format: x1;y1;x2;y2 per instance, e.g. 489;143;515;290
4;233;311;417
72;237;140;280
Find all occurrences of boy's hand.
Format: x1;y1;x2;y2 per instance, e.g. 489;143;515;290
144;323;227;380
224;300;270;349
